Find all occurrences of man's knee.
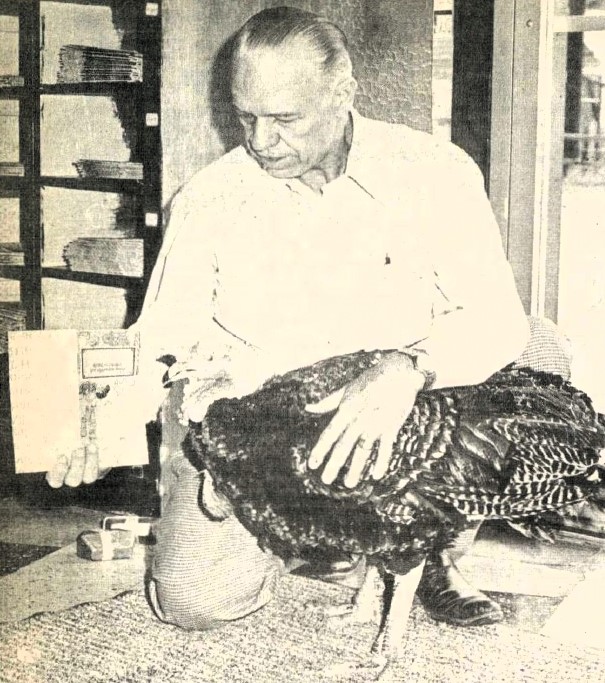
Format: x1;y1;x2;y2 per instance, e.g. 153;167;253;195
148;576;228;631
514;316;572;379
148;560;281;631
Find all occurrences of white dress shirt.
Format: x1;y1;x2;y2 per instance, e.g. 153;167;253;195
138;111;529;404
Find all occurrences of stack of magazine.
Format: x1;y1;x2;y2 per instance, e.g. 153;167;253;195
0;76;24;87
0;243;24;266
73;159;143;180
57;44;143;83
0;162;24;177
0;303;26;354
63;237;144;277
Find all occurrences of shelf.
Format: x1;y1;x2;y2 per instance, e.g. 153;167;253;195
0;265;23;280
0;176;23;190
5;0;161;331
38;0;125;6
0;87;25;99
42;266;142;288
40;81;143;96
40;175;144;193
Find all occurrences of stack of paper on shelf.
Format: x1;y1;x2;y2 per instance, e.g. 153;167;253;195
63;237;144;277
0;162;24;177
57;45;143;83
0;303;26;353
0;243;24;266
73;159;143;180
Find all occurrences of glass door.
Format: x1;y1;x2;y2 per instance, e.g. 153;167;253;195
553;1;605;407
491;0;605;407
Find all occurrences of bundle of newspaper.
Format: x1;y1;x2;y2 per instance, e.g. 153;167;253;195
63;237;144;277
73;160;143;180
57;45;143;83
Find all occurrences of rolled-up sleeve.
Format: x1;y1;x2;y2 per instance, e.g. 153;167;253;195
404;153;529;389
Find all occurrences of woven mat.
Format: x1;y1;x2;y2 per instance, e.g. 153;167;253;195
0;574;603;683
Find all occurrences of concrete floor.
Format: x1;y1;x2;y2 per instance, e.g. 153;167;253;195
1;484;605;652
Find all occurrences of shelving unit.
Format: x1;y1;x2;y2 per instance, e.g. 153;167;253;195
0;0;162;335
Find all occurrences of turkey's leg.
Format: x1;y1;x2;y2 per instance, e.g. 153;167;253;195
325;562;383;623
372;559;426;663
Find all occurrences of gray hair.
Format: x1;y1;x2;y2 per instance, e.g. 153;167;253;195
232;6;353;83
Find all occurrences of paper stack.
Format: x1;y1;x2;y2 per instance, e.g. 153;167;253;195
0;243;24;266
0;76;24;87
74;160;143;180
57;45;143;83
0;162;24;177
0;303;26;353
63;237;144;277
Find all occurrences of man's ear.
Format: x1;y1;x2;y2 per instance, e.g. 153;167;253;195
333;76;358;109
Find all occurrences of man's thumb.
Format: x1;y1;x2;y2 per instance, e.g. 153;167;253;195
304;388;345;415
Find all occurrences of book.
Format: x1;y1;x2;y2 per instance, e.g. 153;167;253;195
8;329;149;473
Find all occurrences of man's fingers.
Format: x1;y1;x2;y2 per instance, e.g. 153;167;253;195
307;411;347;469
343;437;375;488
63;447;87;487
45;455;69;489
372;431;397;480
82;444;100;484
305;388;345;415
320;425;361;485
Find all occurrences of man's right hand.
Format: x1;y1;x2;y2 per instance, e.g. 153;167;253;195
45;445;110;488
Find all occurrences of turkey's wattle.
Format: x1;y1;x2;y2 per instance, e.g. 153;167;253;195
188;350;605;670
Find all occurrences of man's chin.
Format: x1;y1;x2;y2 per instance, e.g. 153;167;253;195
264;165;299;179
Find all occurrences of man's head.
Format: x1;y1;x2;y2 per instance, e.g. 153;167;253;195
230;7;357;187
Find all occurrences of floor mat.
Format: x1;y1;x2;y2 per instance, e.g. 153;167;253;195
0;542;58;577
1;575;604;683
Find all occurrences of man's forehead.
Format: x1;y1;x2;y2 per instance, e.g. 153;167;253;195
232;44;323;95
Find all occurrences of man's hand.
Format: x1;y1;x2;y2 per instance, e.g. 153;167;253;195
45;445;110;488
305;352;425;488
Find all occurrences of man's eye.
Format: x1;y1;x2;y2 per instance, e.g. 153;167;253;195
275;116;297;124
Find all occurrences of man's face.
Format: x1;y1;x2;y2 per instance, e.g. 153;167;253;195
231;44;349;179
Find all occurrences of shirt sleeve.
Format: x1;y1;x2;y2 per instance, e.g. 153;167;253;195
403;151;530;389
127;181;233;420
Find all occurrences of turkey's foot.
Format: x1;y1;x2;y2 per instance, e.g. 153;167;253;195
322;653;391;681
321;562;427;681
324;563;383;625
417;550;503;626
371;561;425;661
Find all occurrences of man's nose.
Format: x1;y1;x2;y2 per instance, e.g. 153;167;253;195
249;118;278;152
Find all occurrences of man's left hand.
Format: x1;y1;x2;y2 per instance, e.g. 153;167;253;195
305;352;425;488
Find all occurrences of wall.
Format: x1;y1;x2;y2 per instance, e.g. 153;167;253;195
161;0;434;203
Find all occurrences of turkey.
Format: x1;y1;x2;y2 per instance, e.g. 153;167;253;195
188;349;605;673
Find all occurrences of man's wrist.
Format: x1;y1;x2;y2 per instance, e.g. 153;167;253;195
404;352;436;391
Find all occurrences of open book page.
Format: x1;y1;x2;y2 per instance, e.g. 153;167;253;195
8;329;149;473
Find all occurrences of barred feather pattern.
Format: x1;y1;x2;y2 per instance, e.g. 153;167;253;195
190;351;605;570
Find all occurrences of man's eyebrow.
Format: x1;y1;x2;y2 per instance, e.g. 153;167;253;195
234;107;300;118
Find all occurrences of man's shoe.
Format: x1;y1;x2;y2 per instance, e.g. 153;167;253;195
416;550;504;626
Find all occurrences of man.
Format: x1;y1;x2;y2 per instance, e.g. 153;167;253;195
48;7;534;629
